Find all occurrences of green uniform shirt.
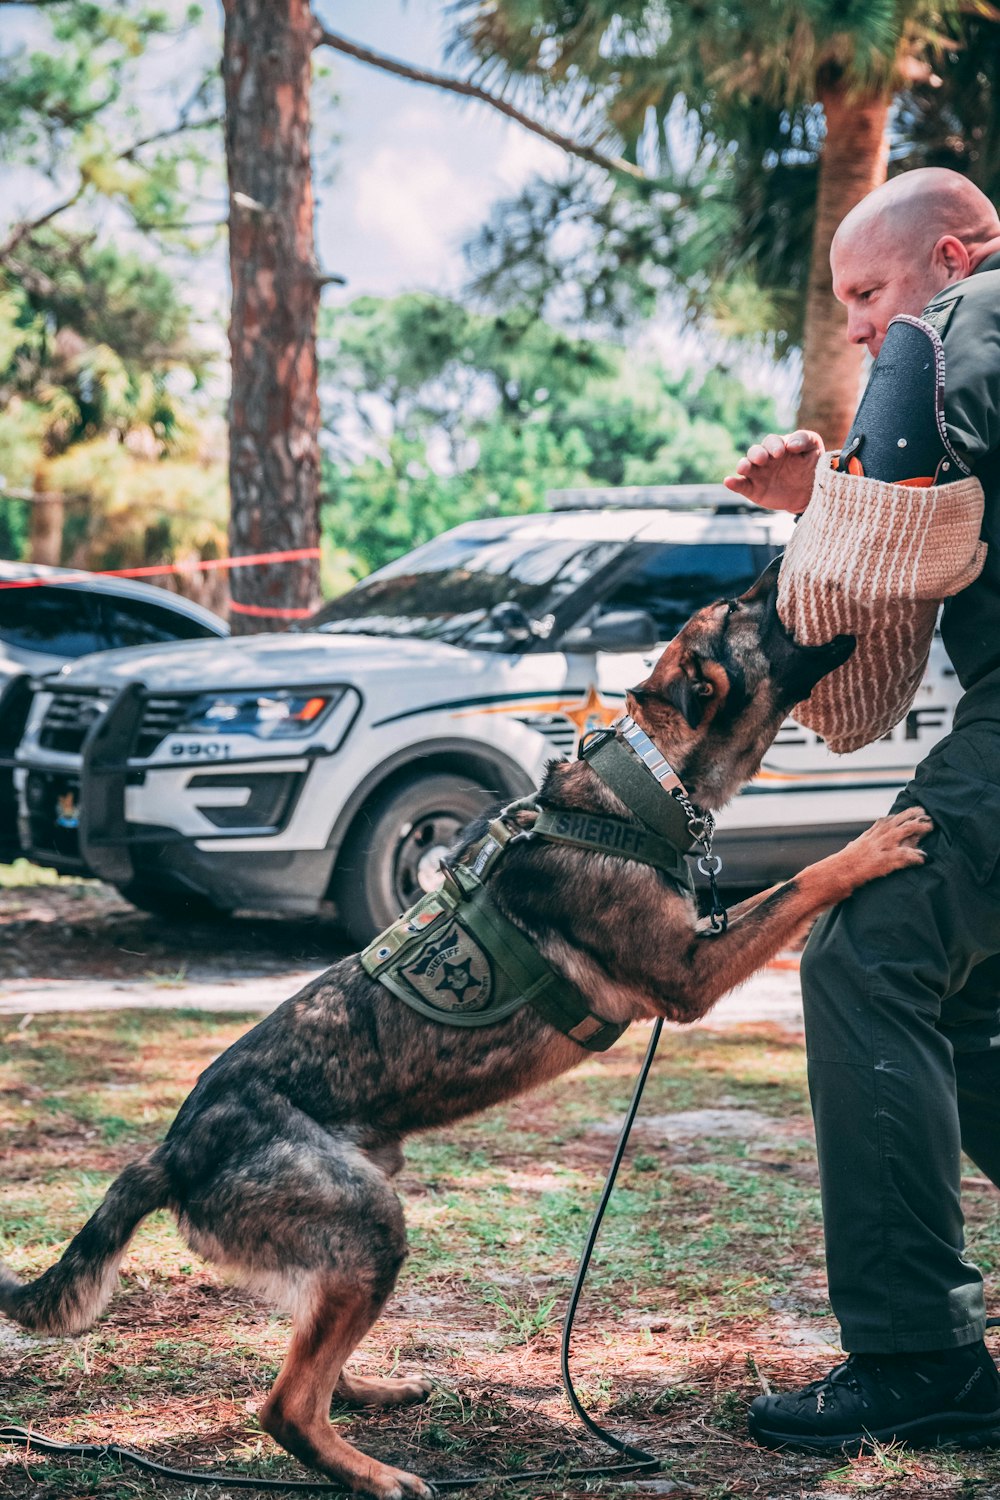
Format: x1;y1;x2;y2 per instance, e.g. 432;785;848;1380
926;250;1000;700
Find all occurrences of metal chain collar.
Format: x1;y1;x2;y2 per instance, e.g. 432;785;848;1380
672;790;728;933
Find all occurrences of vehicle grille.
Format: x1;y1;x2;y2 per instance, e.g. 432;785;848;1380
38;691;111;754
516;714;578;760
135;695;192;757
23;770;86;871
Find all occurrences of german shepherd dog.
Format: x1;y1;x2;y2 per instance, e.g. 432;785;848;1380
0;562;931;1499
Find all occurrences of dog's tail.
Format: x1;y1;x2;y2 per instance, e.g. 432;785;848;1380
0;1153;169;1336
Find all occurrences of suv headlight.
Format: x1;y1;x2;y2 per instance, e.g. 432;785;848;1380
177;689;345;739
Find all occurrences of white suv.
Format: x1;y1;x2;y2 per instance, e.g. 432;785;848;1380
10;488;960;941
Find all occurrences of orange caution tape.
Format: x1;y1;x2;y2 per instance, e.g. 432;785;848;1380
229;600;314;620
0;548;320;590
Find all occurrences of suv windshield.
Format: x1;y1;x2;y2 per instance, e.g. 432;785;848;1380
306;531;626;645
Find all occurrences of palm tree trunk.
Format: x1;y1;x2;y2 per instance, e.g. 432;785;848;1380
222;0;321;634
796;86;890;447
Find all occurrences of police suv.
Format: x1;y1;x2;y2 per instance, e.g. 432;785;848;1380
9;488;959;943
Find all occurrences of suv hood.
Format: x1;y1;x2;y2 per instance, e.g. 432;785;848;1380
45;631;480;693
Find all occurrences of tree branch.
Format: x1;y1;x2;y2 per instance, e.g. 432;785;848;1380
0;108;221;266
119;111;221;162
313;26;646;183
0;185;85;264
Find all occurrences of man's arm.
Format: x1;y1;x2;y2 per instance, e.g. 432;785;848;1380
722;429;825;513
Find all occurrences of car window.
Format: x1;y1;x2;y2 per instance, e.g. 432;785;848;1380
599;543;762;641
98;595;220;648
307;533;627;645
0;586;102;657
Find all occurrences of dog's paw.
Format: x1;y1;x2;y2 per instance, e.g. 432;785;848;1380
336;1371;433;1408
845;806;933;883
361;1463;434;1500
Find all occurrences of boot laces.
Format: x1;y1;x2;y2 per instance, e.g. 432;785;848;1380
796;1356;873;1410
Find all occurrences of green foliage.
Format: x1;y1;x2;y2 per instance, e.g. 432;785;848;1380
451;1;995;349
18;231;194;364
0;0;221;250
320;293;778;576
895;15;1000;201
0;228;225;581
1;232;203;465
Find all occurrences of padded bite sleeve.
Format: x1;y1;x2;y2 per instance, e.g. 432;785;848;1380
776;462;985;753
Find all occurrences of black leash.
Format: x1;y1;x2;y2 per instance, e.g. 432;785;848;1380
0;1026;668;1493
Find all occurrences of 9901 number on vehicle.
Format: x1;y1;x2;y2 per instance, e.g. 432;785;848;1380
169;742;233;760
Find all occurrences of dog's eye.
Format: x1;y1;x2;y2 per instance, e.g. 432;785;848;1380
726;599;739;615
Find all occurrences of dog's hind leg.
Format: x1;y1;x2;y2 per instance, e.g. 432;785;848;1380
179;1130;432;1500
261;1278;433;1500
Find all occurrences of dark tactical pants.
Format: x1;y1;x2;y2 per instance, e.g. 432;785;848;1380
802;719;1000;1353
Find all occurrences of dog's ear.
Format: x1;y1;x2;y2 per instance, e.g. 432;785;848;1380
663;669;713;729
636;659;714;730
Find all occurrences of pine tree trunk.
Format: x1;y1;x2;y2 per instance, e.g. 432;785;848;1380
796;86;890;447
28;473;64;566
222;0;321;634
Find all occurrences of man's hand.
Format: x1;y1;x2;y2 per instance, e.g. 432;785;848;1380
723;430;825;514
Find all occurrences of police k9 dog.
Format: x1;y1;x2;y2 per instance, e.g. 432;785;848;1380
1;561;932;1499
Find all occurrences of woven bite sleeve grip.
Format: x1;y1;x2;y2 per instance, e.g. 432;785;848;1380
776;460;986;753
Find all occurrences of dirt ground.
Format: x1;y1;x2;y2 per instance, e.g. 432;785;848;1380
0;867;351;984
2;872;1000;1499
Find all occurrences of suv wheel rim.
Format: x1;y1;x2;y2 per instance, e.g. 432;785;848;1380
394;812;464;907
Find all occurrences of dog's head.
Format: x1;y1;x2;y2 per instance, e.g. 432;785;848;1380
625;557;854;809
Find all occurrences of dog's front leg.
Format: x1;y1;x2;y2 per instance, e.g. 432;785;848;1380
696;883;784;932
671;806;932;1021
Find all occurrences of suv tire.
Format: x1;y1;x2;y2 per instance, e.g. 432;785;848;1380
335;771;496;945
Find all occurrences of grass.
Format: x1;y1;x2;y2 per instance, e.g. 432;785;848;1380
1;1008;999;1497
0;858;91;889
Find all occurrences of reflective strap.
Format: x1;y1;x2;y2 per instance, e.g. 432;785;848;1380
615;713;684;790
531;806;692;889
459;885;626;1052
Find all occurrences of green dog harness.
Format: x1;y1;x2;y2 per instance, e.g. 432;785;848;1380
361;715;700;1052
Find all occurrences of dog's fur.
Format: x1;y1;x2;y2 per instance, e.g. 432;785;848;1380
0;561;932;1500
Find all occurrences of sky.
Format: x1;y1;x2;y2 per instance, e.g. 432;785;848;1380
313;0;568;298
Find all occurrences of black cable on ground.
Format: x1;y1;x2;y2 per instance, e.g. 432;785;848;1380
0;1023;667;1492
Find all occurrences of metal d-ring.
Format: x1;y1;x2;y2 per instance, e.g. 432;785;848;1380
697;853;723;878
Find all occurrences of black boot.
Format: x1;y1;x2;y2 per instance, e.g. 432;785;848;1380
749;1340;1000;1454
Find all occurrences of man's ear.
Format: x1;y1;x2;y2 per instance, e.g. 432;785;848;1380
933;233;971;284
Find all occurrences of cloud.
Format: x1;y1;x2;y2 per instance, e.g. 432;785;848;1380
353;141;493;278
495;120;567;188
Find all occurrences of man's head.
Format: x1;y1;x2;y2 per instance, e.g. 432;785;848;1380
831;168;1000;357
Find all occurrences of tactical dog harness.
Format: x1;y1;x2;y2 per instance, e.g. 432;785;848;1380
361;715;702;1051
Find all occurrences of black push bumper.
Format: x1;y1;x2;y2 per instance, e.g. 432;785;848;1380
17;681;331;909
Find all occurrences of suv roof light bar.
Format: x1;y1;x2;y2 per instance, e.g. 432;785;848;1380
545;484;757;515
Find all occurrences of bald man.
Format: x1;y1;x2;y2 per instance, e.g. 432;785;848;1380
727;169;1000;1454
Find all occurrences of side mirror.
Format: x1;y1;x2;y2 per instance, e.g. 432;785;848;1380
488;601;533;641
560;608;660;654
